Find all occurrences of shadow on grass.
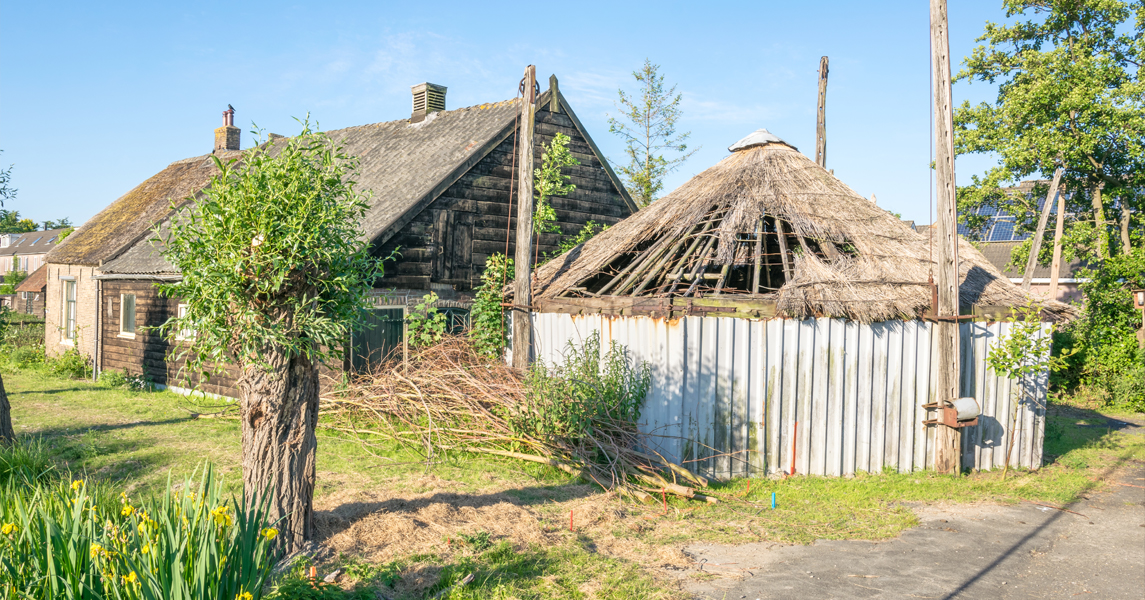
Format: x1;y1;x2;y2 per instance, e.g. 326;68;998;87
1042;402;1144;463
9;386;99;395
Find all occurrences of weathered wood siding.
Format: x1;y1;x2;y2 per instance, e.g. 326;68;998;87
15;291;45;318
100;281;239;398
526;312;1049;479
376;103;632;291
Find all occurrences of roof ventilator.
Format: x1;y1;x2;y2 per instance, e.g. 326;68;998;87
411;83;447;123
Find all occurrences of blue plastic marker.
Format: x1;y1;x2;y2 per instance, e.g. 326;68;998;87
771;492;776;509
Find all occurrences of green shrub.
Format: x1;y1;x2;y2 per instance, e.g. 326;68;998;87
0;464;278;600
99;369;128;388
406;292;447;348
517;331;651;442
46;348;91;380
469;254;513;360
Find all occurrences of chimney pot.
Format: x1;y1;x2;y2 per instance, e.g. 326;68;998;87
410;83;447;123
214;105;241;152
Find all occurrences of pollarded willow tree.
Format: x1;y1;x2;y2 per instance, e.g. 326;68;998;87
160;123;380;553
953;0;1144;262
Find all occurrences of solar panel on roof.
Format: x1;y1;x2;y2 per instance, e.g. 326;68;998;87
989;220;1014;241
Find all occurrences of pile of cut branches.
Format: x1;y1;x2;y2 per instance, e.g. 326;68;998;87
321;334;716;503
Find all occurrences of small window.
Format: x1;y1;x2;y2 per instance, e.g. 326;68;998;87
63;280;77;342
120;294;136;338
176;304;195;340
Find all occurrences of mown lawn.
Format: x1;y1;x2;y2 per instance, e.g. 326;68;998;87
4;369;1142;599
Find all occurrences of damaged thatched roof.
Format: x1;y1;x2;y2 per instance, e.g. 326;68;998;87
532;129;1074;322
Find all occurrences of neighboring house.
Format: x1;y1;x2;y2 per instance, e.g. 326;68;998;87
956;179;1087;303
54;79;634;396
0;228;70;281
13;265;47;317
976;240;1087;303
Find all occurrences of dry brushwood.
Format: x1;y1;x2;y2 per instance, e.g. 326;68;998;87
321;336;716;503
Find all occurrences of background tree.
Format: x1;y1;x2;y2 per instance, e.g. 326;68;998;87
159;123;380;553
953;0;1143;262
608;59;698;208
0;153;15;444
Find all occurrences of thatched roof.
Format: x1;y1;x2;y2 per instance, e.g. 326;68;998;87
101;89;630;276
533;130;1074;322
47;154;234;266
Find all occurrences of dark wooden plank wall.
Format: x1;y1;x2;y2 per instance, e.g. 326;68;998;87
376;104;632;291
100;281;239;398
101;282;349;399
16;291;44;318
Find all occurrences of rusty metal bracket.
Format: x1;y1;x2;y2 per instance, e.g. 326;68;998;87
922;401;978;429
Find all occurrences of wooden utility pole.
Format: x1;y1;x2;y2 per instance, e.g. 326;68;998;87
1048;179;1067;300
816;56;829;168
1021;167;1064;291
512;65;537;369
931;0;961;474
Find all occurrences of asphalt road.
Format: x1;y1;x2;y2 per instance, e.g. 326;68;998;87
684;465;1145;599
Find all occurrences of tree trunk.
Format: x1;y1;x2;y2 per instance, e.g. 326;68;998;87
0;373;14;445
1091;183;1108;260
1120;203;1133;256
238;350;319;555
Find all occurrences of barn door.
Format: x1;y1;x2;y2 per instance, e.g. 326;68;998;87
431;210;474;287
350;307;405;373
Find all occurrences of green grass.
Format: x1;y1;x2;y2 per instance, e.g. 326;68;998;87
4;368;1143;599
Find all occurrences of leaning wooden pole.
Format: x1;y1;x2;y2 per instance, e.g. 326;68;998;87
816;56;829;168
512;65;537;369
1047;178;1067;300
1021;167;1064;291
931;0;961;474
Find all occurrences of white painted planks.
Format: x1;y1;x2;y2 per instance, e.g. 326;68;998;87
527;313;1049;478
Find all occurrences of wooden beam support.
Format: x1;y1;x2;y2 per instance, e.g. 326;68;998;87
775;218;793;281
1021;167;1064;291
931;0;961;474
816;56;829;168
512;64;537;370
752;219;763;294
1048;174;1067;300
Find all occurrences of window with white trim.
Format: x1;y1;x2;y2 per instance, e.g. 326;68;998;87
176;303;195;340
63;280;77;342
120;294;136;338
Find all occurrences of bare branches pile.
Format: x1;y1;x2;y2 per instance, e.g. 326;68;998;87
321;335;716;503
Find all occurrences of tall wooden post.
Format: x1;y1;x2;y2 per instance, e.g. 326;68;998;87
931;0;961;474
1048;178;1067;300
815;56;829;168
1021;167;1064;291
512;65;537;369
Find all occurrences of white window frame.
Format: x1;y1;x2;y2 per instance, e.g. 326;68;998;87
175;303;196;341
62;279;77;344
119;293;137;339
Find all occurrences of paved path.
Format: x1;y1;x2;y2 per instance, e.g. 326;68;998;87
684;466;1145;599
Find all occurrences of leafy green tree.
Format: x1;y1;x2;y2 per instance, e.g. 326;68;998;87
41;218;72;230
0;210;37;234
608;59;697;208
159;123;381;553
953;0;1143;261
533;132;579;237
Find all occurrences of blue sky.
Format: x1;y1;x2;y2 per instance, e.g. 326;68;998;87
1;1;1011;227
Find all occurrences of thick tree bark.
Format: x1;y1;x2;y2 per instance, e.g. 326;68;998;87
0;373;14;445
238;350;319;555
1120;203;1133;256
1091;183;1108;260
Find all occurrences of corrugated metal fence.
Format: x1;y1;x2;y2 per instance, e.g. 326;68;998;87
527;313;1048;479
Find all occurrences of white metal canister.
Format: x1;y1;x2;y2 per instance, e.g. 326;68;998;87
953;397;981;421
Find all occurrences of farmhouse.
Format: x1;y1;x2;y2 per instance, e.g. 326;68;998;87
53;79;633;396
524;129;1073;478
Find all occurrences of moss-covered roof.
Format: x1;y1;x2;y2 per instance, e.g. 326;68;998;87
46;152;237;266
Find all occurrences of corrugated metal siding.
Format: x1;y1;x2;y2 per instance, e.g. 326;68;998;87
527;313;1048;479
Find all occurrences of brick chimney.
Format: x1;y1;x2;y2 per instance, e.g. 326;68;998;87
214;105;240;152
410;83;447;123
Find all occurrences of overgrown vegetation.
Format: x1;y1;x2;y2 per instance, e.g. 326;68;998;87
405;292;447;348
469;254;514;360
0;452;278;599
